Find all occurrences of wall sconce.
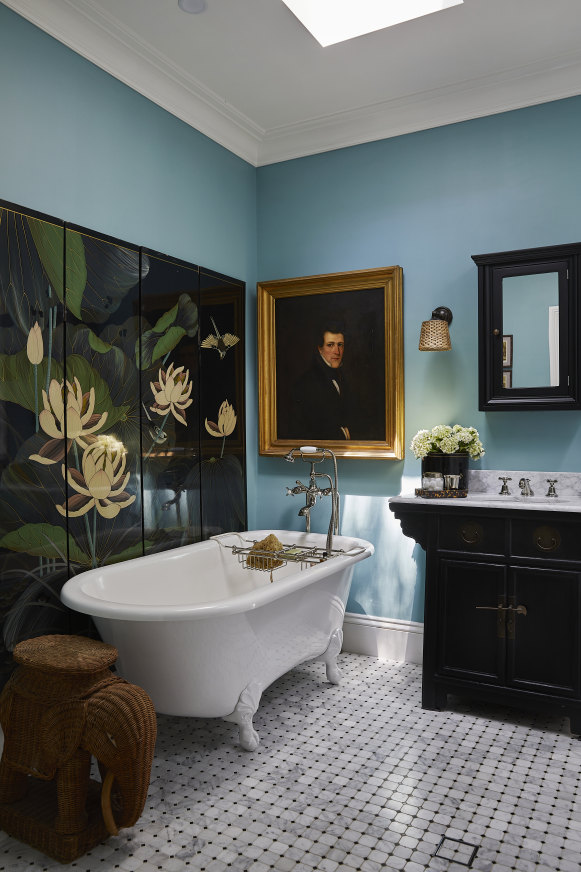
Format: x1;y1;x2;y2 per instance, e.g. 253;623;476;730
419;306;453;351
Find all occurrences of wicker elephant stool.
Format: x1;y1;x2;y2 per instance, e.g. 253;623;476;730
0;634;157;863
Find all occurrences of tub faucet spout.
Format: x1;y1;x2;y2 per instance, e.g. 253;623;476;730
283;446;340;554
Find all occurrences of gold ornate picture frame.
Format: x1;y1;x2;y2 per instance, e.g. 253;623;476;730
257;267;404;459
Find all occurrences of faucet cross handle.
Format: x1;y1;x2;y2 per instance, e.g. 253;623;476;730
546;479;558;498
498;476;512;495
286;481;308;496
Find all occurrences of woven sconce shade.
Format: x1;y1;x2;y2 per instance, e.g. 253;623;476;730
419;318;451;351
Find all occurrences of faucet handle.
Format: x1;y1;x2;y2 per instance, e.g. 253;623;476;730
498;476;512;495
546;479;558;498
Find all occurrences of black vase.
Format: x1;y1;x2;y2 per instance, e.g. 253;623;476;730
421;453;470;490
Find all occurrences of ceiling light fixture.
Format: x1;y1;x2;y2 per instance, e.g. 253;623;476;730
281;0;463;47
178;0;206;13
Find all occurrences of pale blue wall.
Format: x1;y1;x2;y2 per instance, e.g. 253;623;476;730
0;6;256;279
256;97;581;622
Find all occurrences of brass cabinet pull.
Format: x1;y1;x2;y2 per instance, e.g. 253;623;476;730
475;603;527;639
459;522;483;545
533;525;561;552
475;604;527;615
506;603;527;638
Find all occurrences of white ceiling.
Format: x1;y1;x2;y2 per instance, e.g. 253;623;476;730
5;0;581;166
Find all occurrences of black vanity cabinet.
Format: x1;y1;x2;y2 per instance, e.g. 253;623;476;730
389;499;581;733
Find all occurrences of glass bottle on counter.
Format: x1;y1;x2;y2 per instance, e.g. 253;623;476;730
422;471;444;491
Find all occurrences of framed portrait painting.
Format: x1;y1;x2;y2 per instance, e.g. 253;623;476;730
257;267;404;459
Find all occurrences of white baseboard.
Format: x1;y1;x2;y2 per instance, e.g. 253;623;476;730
342;612;424;665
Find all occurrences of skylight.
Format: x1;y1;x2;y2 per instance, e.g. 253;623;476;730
281;0;464;47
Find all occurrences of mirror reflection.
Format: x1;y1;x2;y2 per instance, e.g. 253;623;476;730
502;272;559;389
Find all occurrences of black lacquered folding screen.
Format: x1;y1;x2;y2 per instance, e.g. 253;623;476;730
198;269;246;537
0;199;246;685
140;249;202;552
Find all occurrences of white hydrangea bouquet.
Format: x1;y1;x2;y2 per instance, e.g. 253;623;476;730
410;424;485;460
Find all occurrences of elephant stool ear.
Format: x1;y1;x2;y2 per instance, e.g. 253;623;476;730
39;701;87;778
83;681;157;833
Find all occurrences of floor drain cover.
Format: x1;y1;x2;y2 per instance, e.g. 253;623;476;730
434;836;478;867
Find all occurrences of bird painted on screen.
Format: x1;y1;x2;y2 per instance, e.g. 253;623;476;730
200;316;240;360
142;402;168;444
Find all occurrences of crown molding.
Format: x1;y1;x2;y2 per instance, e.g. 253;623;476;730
4;0;581;168
257;49;581;165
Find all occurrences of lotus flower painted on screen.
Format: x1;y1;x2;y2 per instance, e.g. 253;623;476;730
205;400;236;458
145;362;193;460
57;436;135;521
29;377;108;466
150;362;193;426
26;322;44;366
26;321;44;432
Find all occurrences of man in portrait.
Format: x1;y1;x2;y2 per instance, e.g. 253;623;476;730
288;319;357;440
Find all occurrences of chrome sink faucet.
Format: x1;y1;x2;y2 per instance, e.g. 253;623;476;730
498;476;512;495
284;446;339;555
518;477;534;497
546;479;558;498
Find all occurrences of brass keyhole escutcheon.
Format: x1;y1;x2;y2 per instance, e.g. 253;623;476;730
458;522;483;546
533;525;561;552
475;602;528;638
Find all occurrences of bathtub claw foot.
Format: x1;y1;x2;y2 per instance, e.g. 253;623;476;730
239;723;260;752
223;681;262;751
320;627;343;684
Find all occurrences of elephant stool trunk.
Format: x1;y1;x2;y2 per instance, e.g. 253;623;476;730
0;634;157;863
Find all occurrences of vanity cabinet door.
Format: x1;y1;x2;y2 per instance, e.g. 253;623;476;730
507;567;581;697
437;559;506;684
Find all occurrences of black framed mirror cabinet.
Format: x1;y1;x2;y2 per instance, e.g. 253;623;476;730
473;242;581;411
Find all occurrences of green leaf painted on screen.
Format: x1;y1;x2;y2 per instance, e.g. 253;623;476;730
64;231;88;319
0;349;64;411
153;301;180;334
27;218;88;319
137;294;198;368
0;523;90;565
27;217;65;302
151;326;186;365
88;330;114;354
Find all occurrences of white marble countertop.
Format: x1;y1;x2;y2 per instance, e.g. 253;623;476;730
390;493;581;512
391;468;581;513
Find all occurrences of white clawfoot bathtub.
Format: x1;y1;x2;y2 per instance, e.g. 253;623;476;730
61;530;374;750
